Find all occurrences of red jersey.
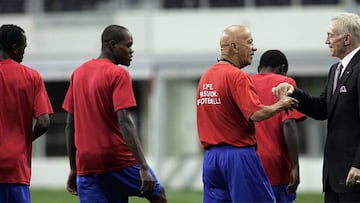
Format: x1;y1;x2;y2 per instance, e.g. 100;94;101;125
62;58;137;175
196;64;263;149
0;59;53;185
251;73;306;185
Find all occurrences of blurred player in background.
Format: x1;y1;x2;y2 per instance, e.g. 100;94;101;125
62;25;167;203
0;24;53;203
252;49;306;203
196;25;297;203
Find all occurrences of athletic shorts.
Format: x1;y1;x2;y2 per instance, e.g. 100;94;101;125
77;164;163;203
0;183;30;203
202;145;275;203
272;185;296;203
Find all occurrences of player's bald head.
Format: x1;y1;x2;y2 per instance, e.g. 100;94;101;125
220;25;248;48
218;25;256;68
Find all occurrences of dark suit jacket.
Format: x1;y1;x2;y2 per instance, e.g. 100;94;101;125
291;49;360;193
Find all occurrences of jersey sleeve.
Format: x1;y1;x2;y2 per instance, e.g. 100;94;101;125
62;75;74;113
231;71;263;120
33;71;54;117
112;68;137;112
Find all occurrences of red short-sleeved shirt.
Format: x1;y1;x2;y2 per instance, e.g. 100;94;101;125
62;58;137;175
0;59;53;185
251;73;306;185
196;64;263;149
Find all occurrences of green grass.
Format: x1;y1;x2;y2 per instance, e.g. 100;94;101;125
297;192;324;203
31;189;323;203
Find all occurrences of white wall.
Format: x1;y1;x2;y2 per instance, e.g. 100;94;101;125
0;7;343;80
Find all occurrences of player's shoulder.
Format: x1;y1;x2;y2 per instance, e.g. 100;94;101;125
225;65;248;78
96;58;129;74
251;72;278;81
266;73;296;84
107;65;131;78
282;75;296;85
19;63;42;78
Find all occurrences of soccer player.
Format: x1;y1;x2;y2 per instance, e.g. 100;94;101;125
196;25;297;203
0;24;53;203
252;49;306;203
62;25;167;203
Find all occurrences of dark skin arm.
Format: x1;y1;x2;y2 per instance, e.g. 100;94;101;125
283;119;300;193
33;114;50;141
117;108;155;194
65;113;77;195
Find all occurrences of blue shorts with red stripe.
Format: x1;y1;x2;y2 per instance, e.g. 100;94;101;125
0;183;30;203
77;164;164;203
203;145;275;203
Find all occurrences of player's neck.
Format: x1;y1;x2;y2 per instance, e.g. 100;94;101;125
218;58;238;68
0;51;11;60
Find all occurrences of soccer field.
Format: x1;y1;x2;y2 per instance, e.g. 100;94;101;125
31;189;323;203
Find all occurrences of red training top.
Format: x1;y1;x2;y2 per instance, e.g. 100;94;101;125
251;73;306;185
196;64;263;149
62;58;137;175
0;59;53;185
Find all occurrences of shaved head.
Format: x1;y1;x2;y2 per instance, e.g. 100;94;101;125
101;25;129;44
98;24;134;66
218;25;256;68
220;25;248;49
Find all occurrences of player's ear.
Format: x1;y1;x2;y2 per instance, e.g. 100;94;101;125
109;40;117;50
231;43;237;49
11;43;18;54
280;64;287;75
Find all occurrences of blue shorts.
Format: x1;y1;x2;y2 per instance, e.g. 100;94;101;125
0;184;30;203
272;185;296;203
77;164;164;203
203;145;275;203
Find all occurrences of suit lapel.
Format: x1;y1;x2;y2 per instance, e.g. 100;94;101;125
328;50;360;114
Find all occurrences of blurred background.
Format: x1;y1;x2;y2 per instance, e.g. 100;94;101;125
1;0;359;194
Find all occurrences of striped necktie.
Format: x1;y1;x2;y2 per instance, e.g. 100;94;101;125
332;63;343;94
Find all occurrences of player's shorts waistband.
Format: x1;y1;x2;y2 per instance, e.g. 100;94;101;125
205;144;256;151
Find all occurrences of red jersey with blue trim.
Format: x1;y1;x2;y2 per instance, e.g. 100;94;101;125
62;58;137;175
251;73;306;185
196;64;263;149
0;59;53;185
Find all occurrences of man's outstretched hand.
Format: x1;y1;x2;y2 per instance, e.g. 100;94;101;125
272;82;294;98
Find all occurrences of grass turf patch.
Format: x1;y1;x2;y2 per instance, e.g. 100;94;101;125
31;188;323;203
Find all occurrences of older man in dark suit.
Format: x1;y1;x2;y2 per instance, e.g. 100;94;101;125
273;12;360;202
